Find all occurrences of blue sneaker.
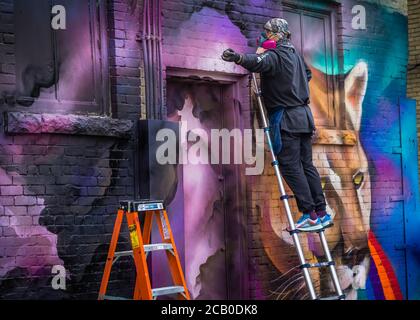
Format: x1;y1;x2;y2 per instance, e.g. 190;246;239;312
295;214;323;232
319;213;333;227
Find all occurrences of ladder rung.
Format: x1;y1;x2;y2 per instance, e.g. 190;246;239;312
144;243;173;252
101;295;130;300
114;250;133;257
319;294;346;300
280;194;295;200
300;261;335;269
114;243;173;258
120;200;164;212
152;286;185;297
288;228;322;234
287;223;334;235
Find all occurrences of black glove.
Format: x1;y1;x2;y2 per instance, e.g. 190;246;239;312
222;48;242;63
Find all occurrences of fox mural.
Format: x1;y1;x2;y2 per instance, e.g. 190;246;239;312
162;4;410;300
258;61;402;300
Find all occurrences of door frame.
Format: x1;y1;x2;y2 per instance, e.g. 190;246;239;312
165;67;250;299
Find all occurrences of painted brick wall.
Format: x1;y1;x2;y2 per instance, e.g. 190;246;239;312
245;0;409;300
109;0;144;120
162;0;408;300
0;0;14;98
407;0;420;169
0;0;143;299
0;0;413;300
160;1;407;299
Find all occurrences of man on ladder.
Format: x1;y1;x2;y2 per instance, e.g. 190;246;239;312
222;18;330;232
222;18;344;300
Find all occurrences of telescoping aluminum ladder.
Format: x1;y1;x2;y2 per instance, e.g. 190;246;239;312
252;73;345;300
98;200;190;300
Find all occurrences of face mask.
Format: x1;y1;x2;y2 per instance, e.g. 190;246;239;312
257;32;268;47
256;32;277;49
257;32;277;49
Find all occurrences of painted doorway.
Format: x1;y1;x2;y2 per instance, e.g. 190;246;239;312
164;70;248;300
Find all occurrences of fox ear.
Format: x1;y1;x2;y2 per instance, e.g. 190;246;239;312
345;61;368;131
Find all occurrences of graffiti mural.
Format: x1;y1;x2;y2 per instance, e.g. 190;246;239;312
0;139;63;278
161;0;417;300
166;81;228;299
259;61;375;300
0;0;418;300
162;6;252;299
0;0;139;299
254;1;413;300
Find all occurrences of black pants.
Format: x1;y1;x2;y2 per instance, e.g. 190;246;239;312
277;130;326;213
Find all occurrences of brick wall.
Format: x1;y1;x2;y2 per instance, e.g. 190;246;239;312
0;0;413;300
0;0;143;299
0;0;14;99
212;0;408;300
109;0;143;120
407;0;420;168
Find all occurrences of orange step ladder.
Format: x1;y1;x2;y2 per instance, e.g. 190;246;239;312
98;200;190;300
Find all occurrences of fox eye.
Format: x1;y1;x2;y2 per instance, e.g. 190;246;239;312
353;172;364;189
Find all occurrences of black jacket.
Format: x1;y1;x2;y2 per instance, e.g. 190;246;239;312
238;43;315;133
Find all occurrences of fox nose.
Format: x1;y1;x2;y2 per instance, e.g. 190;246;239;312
341;211;369;254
